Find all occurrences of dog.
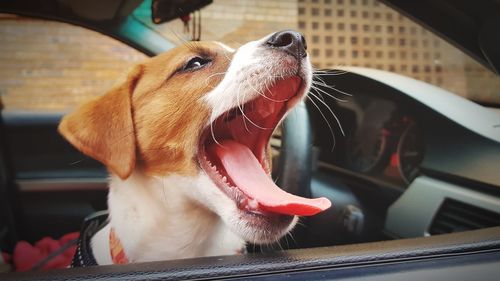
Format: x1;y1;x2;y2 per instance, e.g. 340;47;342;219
59;30;331;265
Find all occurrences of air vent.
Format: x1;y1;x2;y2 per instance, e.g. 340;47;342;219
429;199;500;235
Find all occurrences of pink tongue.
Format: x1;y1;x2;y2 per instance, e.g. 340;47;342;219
213;140;331;216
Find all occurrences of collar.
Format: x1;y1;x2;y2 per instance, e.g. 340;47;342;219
71;210;130;267
71;210;109;267
109;227;129;264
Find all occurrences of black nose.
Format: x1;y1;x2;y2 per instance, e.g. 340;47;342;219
266;30;307;59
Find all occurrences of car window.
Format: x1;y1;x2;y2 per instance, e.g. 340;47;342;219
0;14;147;112
143;0;500;106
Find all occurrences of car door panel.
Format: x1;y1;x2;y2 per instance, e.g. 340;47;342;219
2;112;107;242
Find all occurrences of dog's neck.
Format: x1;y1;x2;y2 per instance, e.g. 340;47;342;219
91;171;244;265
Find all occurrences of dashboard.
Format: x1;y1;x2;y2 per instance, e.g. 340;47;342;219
306;67;500;240
310;67;500;190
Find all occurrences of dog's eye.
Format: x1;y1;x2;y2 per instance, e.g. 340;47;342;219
182;57;211;71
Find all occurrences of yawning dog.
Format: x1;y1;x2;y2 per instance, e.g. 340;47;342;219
59;30;331;265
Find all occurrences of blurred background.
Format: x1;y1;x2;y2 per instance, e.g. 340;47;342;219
1;0;499;112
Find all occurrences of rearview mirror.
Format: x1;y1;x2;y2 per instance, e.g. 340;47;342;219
151;0;212;24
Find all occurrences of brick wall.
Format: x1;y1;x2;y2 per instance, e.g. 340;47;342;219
0;14;147;112
297;0;500;102
0;0;297;112
154;0;298;48
0;0;497;111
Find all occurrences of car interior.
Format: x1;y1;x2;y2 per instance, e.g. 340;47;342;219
0;0;500;280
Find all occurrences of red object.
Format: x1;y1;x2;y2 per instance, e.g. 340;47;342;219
109;228;129;264
1;252;11;263
390;153;400;167
12;232;79;271
180;14;191;33
180;14;191;23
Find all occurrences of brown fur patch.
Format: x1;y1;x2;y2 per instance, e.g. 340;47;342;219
58;66;142;179
59;42;233;179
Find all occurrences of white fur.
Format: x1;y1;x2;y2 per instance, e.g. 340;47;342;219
92;172;243;264
91;224;112;265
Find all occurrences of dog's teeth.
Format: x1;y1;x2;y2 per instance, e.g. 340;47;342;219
222;176;227;182
248;199;259;209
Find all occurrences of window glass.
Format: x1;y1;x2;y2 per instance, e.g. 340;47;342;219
0;14;147;112
3;0;499;106
149;0;499;105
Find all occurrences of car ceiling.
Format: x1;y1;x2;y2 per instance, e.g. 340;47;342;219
0;0;174;55
0;0;143;22
59;0;142;21
381;0;500;75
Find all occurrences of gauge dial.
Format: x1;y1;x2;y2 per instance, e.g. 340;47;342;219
346;129;389;173
397;123;425;184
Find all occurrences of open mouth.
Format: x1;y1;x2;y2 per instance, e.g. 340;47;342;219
198;76;331;218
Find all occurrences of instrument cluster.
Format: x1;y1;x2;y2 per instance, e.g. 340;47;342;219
313;93;425;188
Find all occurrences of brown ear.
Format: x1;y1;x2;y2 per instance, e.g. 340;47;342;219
58;65;143;179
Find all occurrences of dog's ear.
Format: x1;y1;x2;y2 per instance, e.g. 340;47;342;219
58;65;143;179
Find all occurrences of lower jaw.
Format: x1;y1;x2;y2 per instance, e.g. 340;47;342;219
236;208;296;244
197;150;296;244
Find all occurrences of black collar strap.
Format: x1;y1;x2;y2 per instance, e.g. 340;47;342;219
71;210;109;267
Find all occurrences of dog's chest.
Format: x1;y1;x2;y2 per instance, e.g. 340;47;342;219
132;217;244;262
92;173;245;264
91;219;243;265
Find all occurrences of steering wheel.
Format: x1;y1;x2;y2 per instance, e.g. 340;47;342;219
276;101;313;198
271;101;313;248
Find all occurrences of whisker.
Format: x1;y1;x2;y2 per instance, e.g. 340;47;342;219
313;74;329;86
312;82;348;95
203;72;227;88
311;80;340;91
210;115;222;146
236;84;274;130
223;109;232;123
310;85;348;103
309;93;346;137
311;81;338;92
246;80;289;102
313;71;353;100
311;80;353;97
69;159;84;165
264;79;274;99
206;71;227;80
313;71;349;76
309;87;326;102
307;95;337;151
241;108;273;130
287;230;297;246
237;83;250;133
283;234;290;249
276;239;284;251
